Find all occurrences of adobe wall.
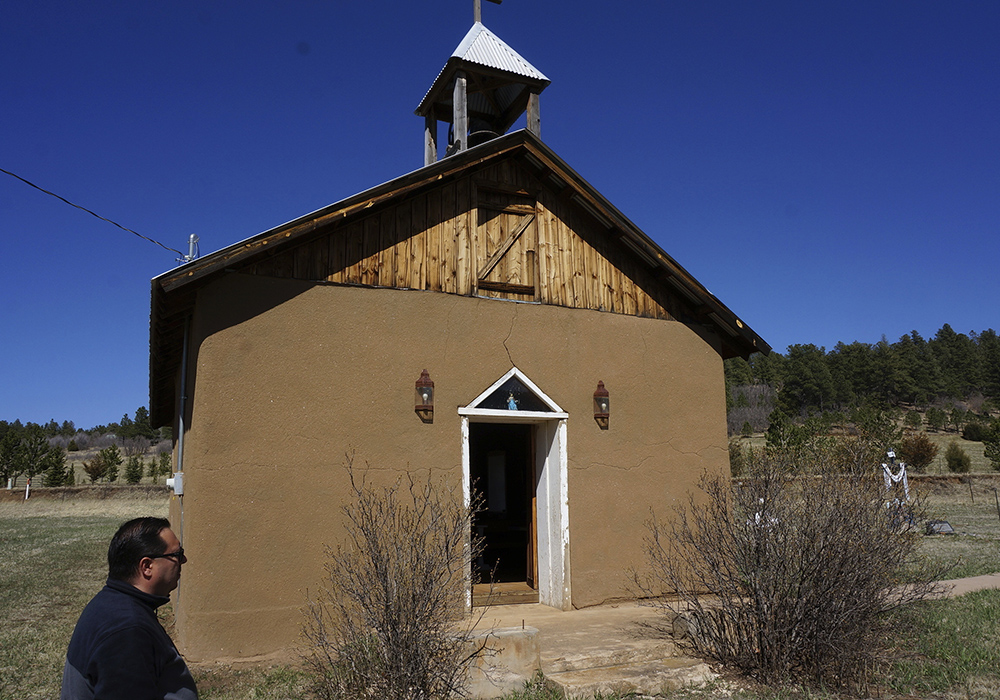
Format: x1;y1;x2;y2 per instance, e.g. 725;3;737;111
170;272;728;661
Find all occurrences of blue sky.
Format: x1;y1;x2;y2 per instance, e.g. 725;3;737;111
2;1;998;429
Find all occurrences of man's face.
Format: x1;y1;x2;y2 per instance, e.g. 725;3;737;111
148;528;186;597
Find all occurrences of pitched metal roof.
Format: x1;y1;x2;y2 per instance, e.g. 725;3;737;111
415;23;550;118
453;22;548;82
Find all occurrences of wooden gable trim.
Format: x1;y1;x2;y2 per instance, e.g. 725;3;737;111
151;130;769;424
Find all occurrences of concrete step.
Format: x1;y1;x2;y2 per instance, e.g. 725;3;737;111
542;638;679;674
545;657;716;698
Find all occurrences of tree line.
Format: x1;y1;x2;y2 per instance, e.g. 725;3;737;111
726;324;999;422
0;406;172;488
725;323;1000;471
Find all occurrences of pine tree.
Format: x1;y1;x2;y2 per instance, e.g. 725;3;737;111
100;445;123;483
124;454;144;484
158;451;173;478
42;447;71;487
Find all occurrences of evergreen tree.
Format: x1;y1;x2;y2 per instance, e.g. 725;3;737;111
100;445;123;483
926;407;947;432
983;420;1000;471
42;447;70;486
931;324;979;398
748;351;785;386
18;427;52;482
158;451;173;478
945;442;972;473
977;329;1000;398
124;454;144;484
827;341;874;406
0;431;20;485
896;331;942;405
83;454;108;483
118;413;135;440
780;344;836;413
132;406;158;441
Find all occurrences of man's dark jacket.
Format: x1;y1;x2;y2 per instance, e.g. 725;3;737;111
61;578;198;700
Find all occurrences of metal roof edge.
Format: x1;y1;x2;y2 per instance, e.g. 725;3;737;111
152;129;768;357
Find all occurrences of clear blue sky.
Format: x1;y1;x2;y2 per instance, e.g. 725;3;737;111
2;1;998;429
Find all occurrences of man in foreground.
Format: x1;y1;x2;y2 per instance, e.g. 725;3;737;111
61;516;198;700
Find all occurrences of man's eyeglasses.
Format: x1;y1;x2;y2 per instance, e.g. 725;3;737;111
148;548;185;561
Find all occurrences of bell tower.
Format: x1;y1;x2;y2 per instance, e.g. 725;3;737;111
415;1;551;165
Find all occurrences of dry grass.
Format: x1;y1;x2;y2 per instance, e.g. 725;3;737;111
5;483;1000;700
915;479;1000;579
0;493;169;700
922;433;991;473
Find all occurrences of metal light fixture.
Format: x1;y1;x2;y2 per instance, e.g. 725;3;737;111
593;381;609;429
415;369;434;423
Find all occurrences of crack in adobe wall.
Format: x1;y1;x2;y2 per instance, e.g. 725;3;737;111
502;304;517;366
580;441;725;472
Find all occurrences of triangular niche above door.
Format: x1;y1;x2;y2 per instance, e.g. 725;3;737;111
460;367;567;420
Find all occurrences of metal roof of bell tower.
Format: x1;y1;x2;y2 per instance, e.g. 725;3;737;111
415;5;550;166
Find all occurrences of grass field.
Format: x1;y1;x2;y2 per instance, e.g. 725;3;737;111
3;484;1000;700
0;492;170;700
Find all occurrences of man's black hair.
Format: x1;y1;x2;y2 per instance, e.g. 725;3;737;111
107;517;171;582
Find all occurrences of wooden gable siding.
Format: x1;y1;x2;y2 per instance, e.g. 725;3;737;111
245;156;683;322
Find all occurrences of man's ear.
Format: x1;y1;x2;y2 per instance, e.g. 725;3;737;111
137;556;155;580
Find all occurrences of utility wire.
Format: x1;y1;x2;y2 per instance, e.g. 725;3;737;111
1;167;184;256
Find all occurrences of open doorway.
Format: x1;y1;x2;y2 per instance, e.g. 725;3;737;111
459;367;571;609
470;423;537;604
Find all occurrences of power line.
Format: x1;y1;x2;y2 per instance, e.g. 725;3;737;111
1;167;184;257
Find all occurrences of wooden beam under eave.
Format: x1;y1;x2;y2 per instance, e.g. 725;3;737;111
453;71;468;153
527;90;540;138
424;113;437;166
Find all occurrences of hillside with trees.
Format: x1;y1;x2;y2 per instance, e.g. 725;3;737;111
0;407;171;488
725;324;1000;471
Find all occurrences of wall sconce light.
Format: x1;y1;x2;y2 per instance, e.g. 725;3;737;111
415;369;434;423
593;381;609;429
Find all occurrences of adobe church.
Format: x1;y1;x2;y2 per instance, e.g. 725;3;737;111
149;5;768;661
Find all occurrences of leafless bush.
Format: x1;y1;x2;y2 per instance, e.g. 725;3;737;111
632;457;946;691
302;457;489;700
151;438;172;455
728;384;776;436
87;433;118;450
120;436;150;457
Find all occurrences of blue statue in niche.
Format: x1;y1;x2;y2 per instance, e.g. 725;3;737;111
507;392;518;410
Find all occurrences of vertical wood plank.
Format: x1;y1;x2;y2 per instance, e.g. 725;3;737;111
412;194;427;289
363;216;380;286
346;222;364;284
380;207;397;288
396;200;412;289
442;182;458;294
456;176;472;295
328;227;344;283
426;188;442;292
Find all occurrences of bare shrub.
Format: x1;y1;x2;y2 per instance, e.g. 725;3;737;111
728;384;776;436
302;458;488;700
120;436;150;457
632;456;945;691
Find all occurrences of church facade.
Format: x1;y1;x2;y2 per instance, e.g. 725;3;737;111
149;17;767;661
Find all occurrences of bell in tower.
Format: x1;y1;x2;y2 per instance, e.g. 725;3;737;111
415;0;550;166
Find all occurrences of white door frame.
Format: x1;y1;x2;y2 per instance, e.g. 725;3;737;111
459;368;571;610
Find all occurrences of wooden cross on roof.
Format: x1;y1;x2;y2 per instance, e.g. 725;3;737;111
473;0;502;24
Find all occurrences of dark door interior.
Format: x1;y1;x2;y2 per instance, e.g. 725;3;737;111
470;422;535;585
